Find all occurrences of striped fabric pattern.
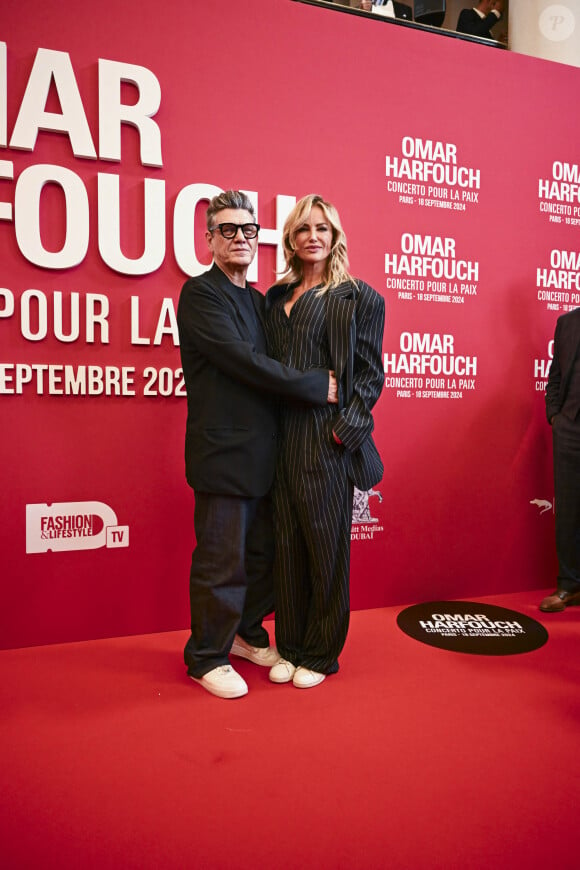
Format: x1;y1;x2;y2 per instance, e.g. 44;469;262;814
266;280;385;673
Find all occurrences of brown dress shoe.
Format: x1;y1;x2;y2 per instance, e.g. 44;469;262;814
539;589;580;612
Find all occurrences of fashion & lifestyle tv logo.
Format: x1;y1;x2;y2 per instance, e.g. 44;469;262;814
26;500;129;553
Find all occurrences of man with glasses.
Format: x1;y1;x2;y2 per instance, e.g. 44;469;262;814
177;190;338;698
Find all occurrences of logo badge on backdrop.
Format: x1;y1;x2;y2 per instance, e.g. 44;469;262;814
351;486;384;542
26;501;129;553
530;497;553;515
397;601;548;655
539;5;576;42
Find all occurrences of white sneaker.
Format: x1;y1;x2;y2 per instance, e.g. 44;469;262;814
230;635;280;667
292;667;326;689
269;658;297;684
191;665;248;699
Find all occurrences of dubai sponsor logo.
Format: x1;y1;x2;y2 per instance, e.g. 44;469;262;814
351;487;384;542
26;501;129;553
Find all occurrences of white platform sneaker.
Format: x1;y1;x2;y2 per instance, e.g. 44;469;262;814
191;665;248;699
230;635;280;667
292;667;326;689
269;658;297;684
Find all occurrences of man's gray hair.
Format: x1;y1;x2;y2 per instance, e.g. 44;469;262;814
206;190;256;230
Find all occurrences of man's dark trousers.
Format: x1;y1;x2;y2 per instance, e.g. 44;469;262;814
553;413;580;593
184;492;274;678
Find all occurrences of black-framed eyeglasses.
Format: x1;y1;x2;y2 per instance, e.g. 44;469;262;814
209;222;260;239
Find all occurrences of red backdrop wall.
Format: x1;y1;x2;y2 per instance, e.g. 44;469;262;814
2;0;578;649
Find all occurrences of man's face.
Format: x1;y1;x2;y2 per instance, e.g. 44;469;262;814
206;208;258;275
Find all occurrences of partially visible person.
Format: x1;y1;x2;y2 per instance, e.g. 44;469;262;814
540;307;580;612
331;1;372;11
265;195;385;689
374;1;413;19
177;190;338;699
457;0;504;39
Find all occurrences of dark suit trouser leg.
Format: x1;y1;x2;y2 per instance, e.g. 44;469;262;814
238;494;275;643
553;414;580;592
274;458;353;675
184;492;273;678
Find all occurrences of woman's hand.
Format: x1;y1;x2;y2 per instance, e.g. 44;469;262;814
328;371;338;404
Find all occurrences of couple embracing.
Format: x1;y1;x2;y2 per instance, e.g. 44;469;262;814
177;190;385;698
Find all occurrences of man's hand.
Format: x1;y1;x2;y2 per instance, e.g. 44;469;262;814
327;371;338;404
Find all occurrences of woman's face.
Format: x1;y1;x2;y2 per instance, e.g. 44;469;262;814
292;205;333;267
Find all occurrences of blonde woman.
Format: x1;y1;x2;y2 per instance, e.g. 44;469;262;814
265;194;385;688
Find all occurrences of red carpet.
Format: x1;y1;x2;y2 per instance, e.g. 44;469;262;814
1;590;579;869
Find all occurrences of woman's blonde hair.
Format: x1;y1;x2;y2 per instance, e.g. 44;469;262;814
277;194;355;293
